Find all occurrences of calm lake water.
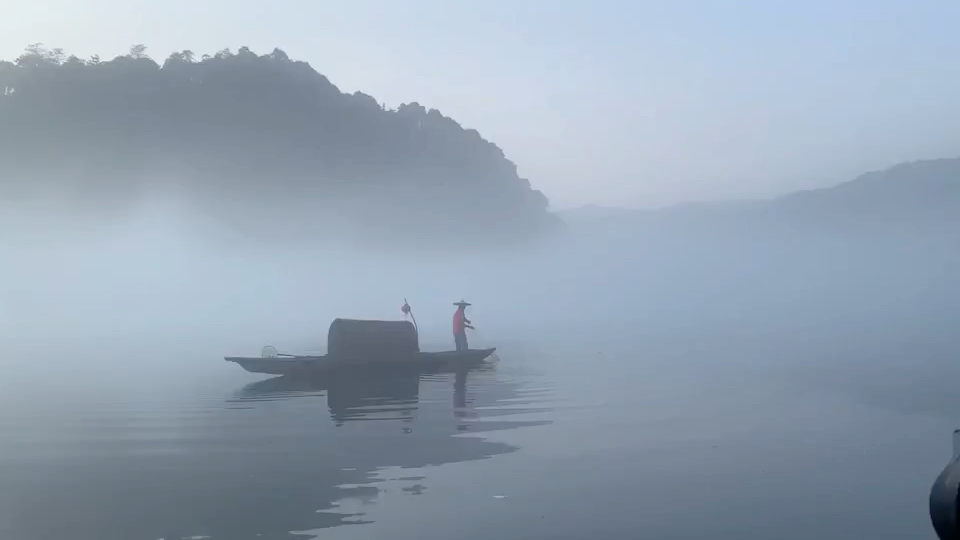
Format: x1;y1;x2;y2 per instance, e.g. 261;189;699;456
0;337;955;540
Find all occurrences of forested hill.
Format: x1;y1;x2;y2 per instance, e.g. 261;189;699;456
0;45;555;248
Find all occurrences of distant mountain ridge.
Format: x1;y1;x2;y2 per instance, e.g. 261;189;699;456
561;157;960;234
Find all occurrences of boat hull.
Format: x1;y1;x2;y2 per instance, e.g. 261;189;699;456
225;348;497;376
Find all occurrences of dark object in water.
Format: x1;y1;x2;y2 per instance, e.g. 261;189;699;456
225;348;497;375
226;317;494;375
327;318;419;358
930;430;960;539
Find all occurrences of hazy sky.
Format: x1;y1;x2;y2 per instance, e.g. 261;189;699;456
3;0;959;209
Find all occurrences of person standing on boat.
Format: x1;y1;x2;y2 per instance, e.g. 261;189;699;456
453;300;474;351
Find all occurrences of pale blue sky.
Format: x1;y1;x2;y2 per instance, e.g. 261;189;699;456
3;0;959;208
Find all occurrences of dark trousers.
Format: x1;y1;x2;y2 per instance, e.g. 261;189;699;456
454;332;469;351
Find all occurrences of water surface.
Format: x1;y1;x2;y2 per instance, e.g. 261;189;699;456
0;340;952;539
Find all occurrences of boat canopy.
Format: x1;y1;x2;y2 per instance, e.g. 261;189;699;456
327;318;419;358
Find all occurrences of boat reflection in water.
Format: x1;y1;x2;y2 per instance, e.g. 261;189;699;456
239;367;421;426
236;362;496;430
2;356;547;540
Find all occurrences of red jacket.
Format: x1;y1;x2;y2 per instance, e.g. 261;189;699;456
453;310;471;335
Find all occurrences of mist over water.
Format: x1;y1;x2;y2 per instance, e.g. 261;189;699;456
3;47;960;537
1;163;958;539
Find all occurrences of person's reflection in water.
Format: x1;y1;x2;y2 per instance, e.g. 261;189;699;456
454;368;472;431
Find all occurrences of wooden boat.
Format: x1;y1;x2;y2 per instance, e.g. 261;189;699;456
225;348;497;376
225;316;496;376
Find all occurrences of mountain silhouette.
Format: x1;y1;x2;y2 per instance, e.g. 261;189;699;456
0;44;556;249
561;157;960;237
